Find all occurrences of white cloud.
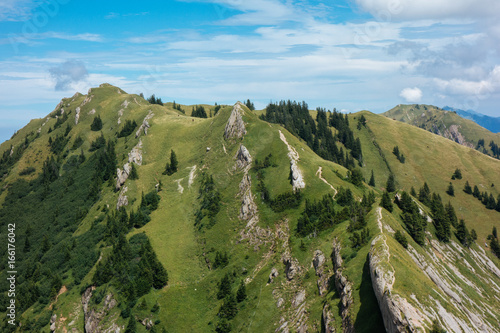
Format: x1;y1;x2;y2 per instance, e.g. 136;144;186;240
0;0;40;21
49;59;89;91
354;0;500;20
400;87;423;102
1;32;103;45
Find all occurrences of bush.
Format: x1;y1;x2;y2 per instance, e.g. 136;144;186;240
19;166;36;176
394;230;408;248
118;120;138;138
90;115;103;131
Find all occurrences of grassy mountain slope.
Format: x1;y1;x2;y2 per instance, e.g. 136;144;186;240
383;104;500;157
0;86;499;332
444;106;500;134
355;110;500;242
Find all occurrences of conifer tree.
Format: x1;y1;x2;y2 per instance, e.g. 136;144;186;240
369;170;375;187
236;280;247;302
464;181;472;194
380;191;393;212
446;182;454;196
410;186;417;197
386;173;396;192
473;185;480;198
418;182;431;205
90;115;103;131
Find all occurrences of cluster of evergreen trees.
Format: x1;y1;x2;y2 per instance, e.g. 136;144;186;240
463;181;500;211
296;186;375;246
215;273;247;333
416;182;475;246
259;101;362;169
488;227;500;259
118;120;138;138
172;101;184;113
90;115;103;131
163;150;178;176
147;94;163;105
195;173;222;229
0;133;36;178
392;146;405;163
244;99;255;111
476;138;500;159
128;191;161;228
394;191;427;245
93;227;168;312
192;105;208;118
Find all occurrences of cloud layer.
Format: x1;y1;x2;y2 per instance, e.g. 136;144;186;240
49;60;89;91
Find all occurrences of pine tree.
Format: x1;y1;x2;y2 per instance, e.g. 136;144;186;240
456;219;471;247
219;293;238;319
473;185;480;198
410;186;417;197
125;316;137;333
446;182;454;196
90;115;103;131
418;182;431;206
380;191;393;212
394;230;408;248
369;170;375;187
217;273;232;299
487;193;496;210
386;173;396;192
236;280;247;302
463;181;472;194
170;149;178;172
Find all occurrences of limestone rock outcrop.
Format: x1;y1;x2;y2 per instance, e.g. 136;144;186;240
235;144;252;170
82;287;117;333
224;102;246;140
279;130;305;191
331;238;354;333
136;111;154;138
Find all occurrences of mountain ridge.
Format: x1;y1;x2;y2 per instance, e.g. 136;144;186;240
0;84;499;333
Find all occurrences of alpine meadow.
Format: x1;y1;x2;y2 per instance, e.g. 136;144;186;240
0;83;499;333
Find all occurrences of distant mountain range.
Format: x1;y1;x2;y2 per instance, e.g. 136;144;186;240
443;106;500;133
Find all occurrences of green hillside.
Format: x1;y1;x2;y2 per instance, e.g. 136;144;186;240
383;104;500;158
0;85;499;333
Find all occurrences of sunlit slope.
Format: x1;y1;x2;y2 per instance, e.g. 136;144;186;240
354;110;500;243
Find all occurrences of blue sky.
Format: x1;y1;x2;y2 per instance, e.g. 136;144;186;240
1;0;500;142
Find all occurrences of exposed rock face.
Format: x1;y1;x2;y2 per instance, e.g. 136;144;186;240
136;111;154;138
224;102;246;140
116;163;131;191
292;290;306;308
322;304;336;333
50;314;57;332
88;109;96;115
313;250;329;296
82;94;94;107
279;130;305;191
82;288;117;333
369;234;417;332
283;256;301;281
116;140;143;191
239;174;258;224
117;186;128;210
128;139;143;165
331;238;355;333
235;145;252;170
443;124;474;148
269;267;279;283
75;107;81;125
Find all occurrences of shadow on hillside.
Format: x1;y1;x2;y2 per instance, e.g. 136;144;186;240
354;254;385;332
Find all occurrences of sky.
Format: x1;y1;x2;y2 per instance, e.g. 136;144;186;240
0;0;499;142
